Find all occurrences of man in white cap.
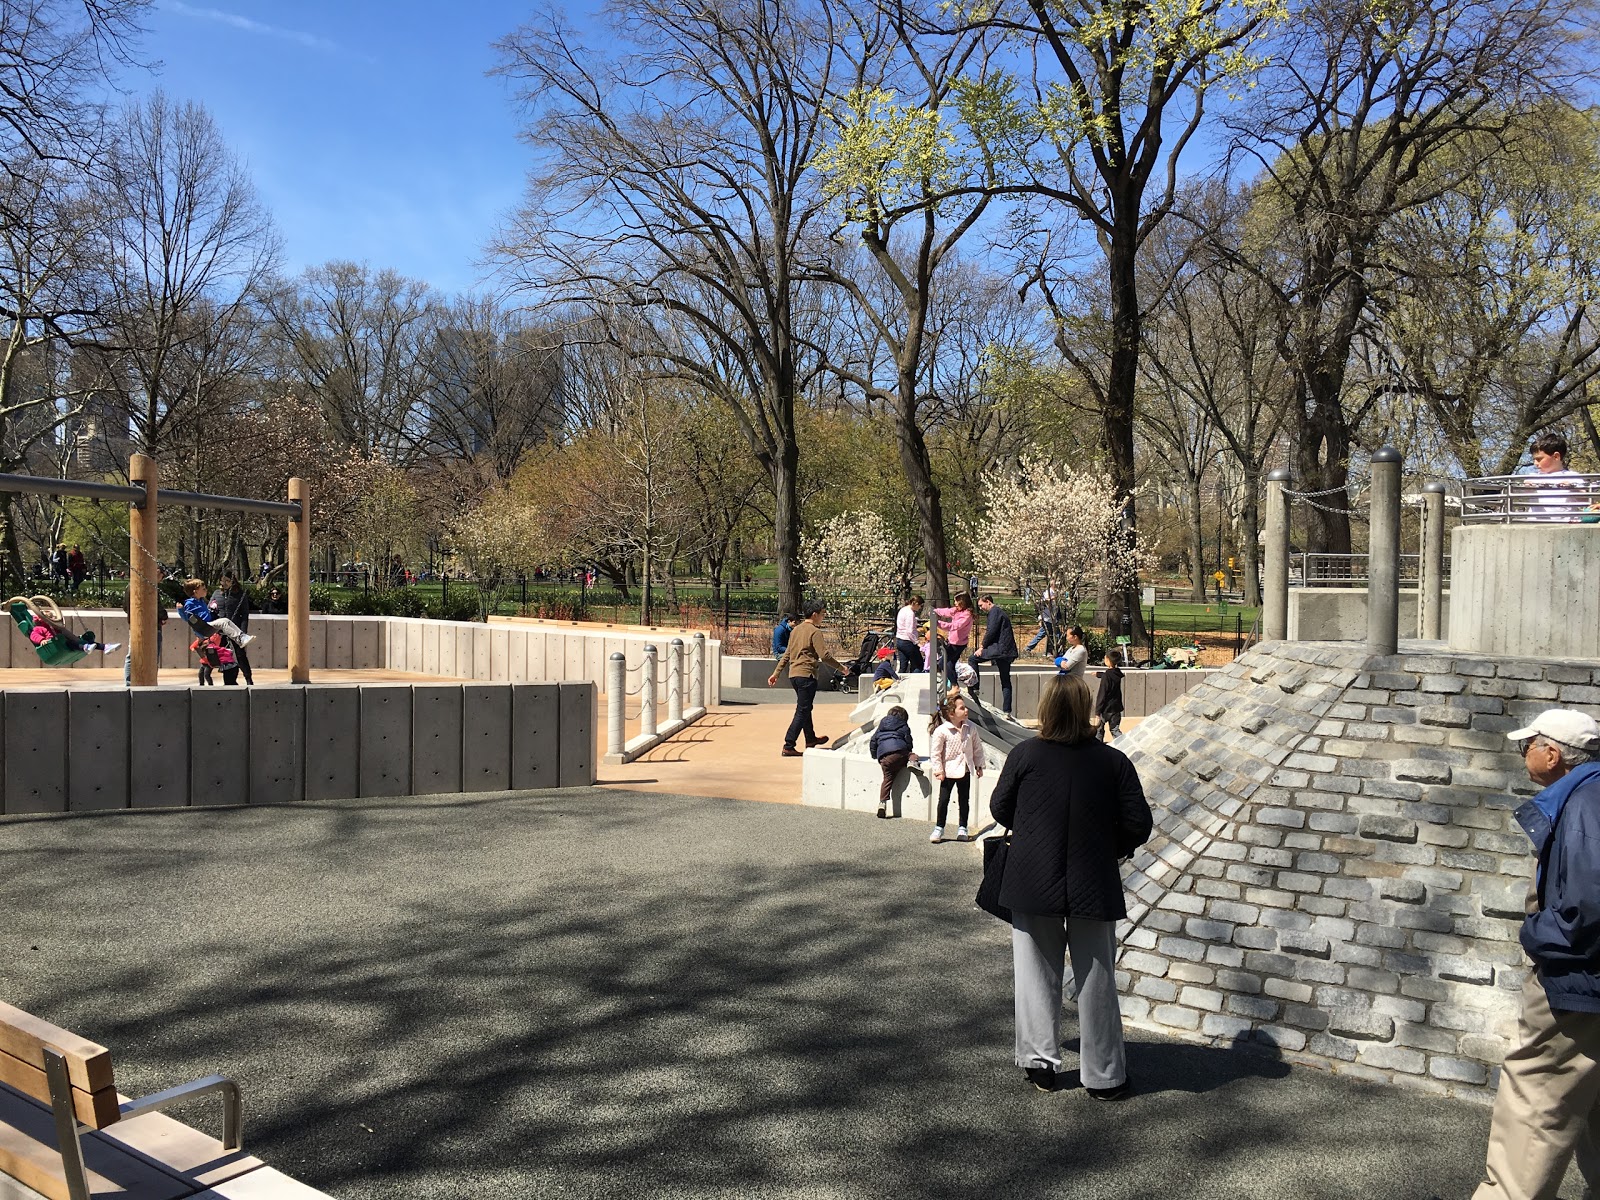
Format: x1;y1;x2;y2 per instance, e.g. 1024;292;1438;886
1476;708;1600;1198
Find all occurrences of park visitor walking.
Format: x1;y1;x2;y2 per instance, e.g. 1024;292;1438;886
869;704;916;819
989;674;1152;1099
894;594;925;672
1093;651;1124;740
768;600;847;758
974;595;1019;716
928;695;984;843
1024;584;1056;655
934;593;974;686
1473;708;1600;1199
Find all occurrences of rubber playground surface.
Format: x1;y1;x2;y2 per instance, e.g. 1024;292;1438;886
0;786;1507;1200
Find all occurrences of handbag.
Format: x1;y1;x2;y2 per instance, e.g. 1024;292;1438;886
975;832;1012;922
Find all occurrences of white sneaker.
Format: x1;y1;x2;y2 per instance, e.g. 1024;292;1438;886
956;826;969;842
237;633;256;647
929;827;943;843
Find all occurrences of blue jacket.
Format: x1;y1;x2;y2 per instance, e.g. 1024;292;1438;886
1516;761;1600;1012
870;711;913;760
772;621;792;657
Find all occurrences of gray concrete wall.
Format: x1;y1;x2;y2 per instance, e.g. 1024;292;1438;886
0;681;597;815
1450;523;1600;657
1288;588;1453;642
853;664;1217;719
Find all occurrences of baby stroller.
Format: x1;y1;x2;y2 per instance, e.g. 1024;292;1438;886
834;630;888;691
7;595;92;666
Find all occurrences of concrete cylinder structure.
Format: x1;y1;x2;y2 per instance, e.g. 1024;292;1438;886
1366;447;1403;655
691;633;706;710
668;638;684;724
606;652;626;757
1420;482;1446;641
128;454;159;687
640;644;657;738
288;477;311;683
1263;468;1291;642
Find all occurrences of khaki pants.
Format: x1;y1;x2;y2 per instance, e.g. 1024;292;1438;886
1476;971;1600;1199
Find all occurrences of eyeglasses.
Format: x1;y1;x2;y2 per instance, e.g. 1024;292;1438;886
1518;737;1540;756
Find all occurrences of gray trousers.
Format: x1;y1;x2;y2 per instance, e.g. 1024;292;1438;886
1011;911;1126;1090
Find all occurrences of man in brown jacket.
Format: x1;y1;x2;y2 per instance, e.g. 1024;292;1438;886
767;599;848;757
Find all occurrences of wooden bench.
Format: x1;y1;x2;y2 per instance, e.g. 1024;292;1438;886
0;1001;241;1200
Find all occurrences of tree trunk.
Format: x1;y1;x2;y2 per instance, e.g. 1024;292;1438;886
1294;385;1354;556
1105;234;1148;645
893;389;950;608
1186;473;1208;602
1239;466;1262;609
772;438;803;618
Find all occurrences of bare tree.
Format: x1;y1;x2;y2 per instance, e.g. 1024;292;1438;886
492;0;841;617
99;92;278;454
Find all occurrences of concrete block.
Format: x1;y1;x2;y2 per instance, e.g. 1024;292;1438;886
526;630;547;681
359;686;412;797
564;633;585;681
189;687;249;803
248;688;305;805
351;618;381;669
508;629;529;682
304;686;361;801
3;691;64;812
423;621;440;675
474;627;493;681
801;751;846;808
411;684;464;793
130;689;189;809
511;684;560;789
306;618;329;671
325;618;353;669
558;681;595;786
455;626;473;679
462;685;513;792
405;621;423;673
67;691;127;811
491;629;510;682
430;620;452;677
161;618;190;671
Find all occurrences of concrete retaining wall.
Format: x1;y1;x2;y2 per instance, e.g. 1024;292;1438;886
1450;523;1600;657
853;665;1217;719
0;681;595;815
1289;588;1453;642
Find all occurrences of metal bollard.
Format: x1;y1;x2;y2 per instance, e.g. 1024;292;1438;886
668;638;684;724
1367;447;1403;655
607;652;626;758
691;633;706;709
1264;467;1291;642
640;644;658;738
1420;481;1445;641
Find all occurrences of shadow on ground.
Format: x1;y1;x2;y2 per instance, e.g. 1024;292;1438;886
1;789;1491;1199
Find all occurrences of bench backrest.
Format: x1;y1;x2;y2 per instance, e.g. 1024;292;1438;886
0;1002;118;1128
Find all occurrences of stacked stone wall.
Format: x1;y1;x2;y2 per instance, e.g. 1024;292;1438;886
1116;641;1600;1099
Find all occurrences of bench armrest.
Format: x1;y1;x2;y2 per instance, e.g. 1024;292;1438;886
120;1075;242;1151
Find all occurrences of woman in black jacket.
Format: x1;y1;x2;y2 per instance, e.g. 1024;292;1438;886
989;674;1152;1099
212;574;254;685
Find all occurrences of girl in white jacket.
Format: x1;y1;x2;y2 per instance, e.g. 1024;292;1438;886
929;695;985;842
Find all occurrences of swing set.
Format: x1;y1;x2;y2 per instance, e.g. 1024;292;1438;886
0;453;311;686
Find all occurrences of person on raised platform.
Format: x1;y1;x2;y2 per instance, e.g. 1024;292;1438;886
1475;708;1600;1199
974;594;1019;717
1528;431;1586;522
989;674;1151;1099
893;594;924;672
1054;625;1088;678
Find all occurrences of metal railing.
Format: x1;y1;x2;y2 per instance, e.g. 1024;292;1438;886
1461;474;1600;524
1294;552;1450;587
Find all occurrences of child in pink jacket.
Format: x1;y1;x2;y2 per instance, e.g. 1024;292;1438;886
928;694;985;843
934;593;974;685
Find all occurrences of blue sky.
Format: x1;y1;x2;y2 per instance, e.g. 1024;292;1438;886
129;1;542;296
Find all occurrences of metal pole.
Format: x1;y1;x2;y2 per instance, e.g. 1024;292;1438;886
1420;481;1446;641
691;632;706;709
607;652;626;758
640;644;658;738
288;477;311;683
668;638;684;724
1263;467;1291;642
128;454;159;687
1367;447;1403;655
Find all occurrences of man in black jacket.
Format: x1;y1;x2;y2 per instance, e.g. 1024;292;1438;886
974;595;1019;716
1476;708;1600;1198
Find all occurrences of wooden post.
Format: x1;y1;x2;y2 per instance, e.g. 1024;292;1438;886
128;454;159;686
288;477;310;683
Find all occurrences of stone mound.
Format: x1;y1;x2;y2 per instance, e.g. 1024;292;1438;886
1112;640;1600;1098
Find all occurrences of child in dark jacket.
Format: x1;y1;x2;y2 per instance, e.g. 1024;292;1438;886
1094;652;1124;740
869;705;917;818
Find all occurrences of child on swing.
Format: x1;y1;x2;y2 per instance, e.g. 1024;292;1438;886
180;578;255;648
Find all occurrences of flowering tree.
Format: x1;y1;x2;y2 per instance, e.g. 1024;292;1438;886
970;459;1138;622
802;510;907;637
447;488;549;617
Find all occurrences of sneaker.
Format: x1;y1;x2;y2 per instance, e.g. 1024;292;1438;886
237;633;256;647
956;826;969;842
1025;1066;1057;1093
929;827;943;843
781;747;803;758
1086;1079;1132;1102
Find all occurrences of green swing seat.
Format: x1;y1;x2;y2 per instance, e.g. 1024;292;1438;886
8;596;86;667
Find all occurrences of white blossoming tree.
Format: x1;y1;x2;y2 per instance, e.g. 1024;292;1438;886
970;459;1138;624
802;510;907;639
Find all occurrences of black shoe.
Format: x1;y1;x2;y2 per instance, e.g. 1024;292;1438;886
1086;1079;1131;1101
876;808;889;818
781;747;803;757
1025;1066;1057;1093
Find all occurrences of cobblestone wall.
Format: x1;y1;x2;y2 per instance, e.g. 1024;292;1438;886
1115;640;1598;1099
